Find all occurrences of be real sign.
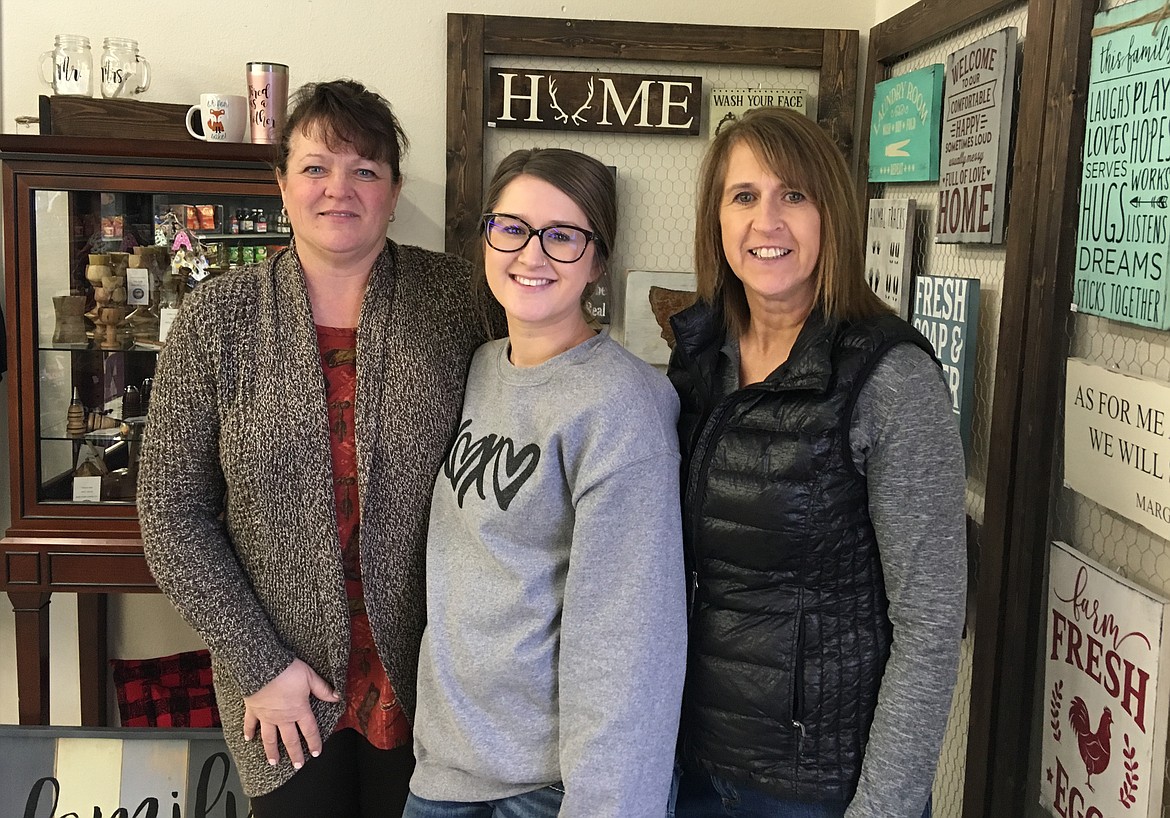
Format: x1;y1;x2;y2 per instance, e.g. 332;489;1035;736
1039;541;1170;818
1064;358;1170;540
1073;0;1170;330
487;68;700;135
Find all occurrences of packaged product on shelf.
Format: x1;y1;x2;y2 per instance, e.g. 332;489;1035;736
101;214;124;238
240;245;255;264
196;204;218;232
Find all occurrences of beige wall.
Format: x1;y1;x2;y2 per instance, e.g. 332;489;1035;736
1;0;884;724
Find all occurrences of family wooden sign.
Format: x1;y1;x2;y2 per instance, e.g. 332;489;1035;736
487;68;701;135
0;727;248;818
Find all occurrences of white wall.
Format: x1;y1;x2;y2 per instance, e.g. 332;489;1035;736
1;0;881;725
873;0;922;25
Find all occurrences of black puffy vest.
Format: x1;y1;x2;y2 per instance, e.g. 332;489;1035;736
667;302;935;802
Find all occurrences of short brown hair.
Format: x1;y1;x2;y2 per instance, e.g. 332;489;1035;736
475;148;616;315
274;79;408;183
694;107;887;334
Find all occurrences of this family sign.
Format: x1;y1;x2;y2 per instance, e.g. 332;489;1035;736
1064;358;1170;541
1073;0;1170;330
1039;541;1170;818
487;68;701;135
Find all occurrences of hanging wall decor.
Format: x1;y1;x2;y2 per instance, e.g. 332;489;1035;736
1039;541;1170;818
0;727;249;818
487;68;701;135
867;65;944;182
936;27;1018;244
1063;357;1170;541
707;88;806;138
1073;0;1170;330
911;275;981;456
864;198;916;317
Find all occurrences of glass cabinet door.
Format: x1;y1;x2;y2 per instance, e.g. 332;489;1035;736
31;184;284;506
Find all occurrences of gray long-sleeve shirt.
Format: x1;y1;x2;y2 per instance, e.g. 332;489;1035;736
410;333;688;817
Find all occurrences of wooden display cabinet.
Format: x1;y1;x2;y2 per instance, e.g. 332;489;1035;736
1;136;282;725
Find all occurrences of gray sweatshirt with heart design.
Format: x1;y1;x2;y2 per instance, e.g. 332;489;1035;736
410;332;688;817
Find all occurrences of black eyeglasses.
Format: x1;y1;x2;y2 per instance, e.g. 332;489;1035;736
481;213;599;264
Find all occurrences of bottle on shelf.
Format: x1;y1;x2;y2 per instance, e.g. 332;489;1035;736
257;209;268;233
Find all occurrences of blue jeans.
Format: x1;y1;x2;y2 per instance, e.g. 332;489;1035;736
671;770;932;818
403;785;564;818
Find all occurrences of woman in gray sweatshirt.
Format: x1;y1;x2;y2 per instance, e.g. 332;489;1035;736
405;148;688;818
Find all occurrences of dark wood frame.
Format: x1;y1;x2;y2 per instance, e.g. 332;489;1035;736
445;14;859;259
1;136;280;726
862;2;1095;816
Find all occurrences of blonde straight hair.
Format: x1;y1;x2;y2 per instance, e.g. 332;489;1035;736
694;107;890;335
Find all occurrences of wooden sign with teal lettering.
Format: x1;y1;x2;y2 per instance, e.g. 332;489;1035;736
1073;0;1170;330
868;65;944;182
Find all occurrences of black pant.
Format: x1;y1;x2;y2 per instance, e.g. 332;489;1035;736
250;727;414;818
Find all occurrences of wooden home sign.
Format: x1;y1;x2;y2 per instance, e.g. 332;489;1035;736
487;68;701;135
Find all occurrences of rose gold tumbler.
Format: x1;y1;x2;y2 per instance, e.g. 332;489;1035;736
246;62;289;144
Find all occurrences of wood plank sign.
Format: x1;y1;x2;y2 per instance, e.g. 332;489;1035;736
937;28;1018;244
1039;541;1170;818
0;727;249;818
1064;358;1170;541
1073;0;1170;330
487;68;701;135
864;198;916;317
868;65;944;182
911;276;981;456
708;88;806;138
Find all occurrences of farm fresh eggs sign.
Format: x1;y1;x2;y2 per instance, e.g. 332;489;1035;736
1040;542;1170;818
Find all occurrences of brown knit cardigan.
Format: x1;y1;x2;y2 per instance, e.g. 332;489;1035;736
138;241;489;796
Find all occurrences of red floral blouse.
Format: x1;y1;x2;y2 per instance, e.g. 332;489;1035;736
317;325;411;750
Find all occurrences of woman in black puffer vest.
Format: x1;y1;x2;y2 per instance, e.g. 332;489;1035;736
667;107;967;818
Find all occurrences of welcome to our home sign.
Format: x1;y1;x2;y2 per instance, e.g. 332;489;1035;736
0;727;248;818
1039;541;1170;818
1073;0;1170;330
936;28;1018;244
487;68;701;135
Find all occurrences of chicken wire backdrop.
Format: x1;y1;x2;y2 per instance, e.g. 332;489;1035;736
1052;0;1170;814
879;3;1029;816
485;56;819;338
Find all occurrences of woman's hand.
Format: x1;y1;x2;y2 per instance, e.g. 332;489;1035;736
243;658;341;768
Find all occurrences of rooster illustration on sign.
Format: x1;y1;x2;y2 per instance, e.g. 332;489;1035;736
1068;696;1112;791
206;108;226;135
